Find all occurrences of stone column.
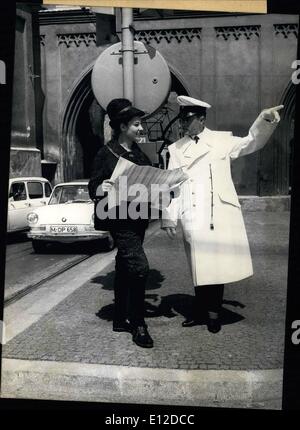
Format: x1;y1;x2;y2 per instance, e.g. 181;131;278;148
42;25;63;183
10;4;42;177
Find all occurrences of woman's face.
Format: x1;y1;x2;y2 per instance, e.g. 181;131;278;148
121;116;144;142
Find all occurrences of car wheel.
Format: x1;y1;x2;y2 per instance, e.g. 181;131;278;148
93;236;115;253
32;240;48;253
88;236;115;254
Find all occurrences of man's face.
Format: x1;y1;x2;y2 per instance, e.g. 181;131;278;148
181;114;206;136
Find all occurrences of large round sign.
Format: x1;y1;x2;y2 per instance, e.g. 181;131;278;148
91;41;171;117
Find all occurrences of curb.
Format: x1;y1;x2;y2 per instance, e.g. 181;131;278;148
1;359;283;409
2;219;284;409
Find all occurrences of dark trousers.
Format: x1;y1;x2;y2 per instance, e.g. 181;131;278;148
109;219;149;328
194;284;224;316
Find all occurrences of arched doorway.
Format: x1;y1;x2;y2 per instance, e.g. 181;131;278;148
62;65;190;181
275;81;295;195
61;65;105;182
259;81;295;196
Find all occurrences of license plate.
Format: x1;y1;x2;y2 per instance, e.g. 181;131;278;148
50;225;78;234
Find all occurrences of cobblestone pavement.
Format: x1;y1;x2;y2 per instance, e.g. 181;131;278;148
3;211;289;370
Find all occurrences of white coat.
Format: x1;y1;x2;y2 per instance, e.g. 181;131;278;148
162;113;279;286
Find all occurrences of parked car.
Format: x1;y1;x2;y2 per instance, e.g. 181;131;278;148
27;180;113;253
7;177;52;233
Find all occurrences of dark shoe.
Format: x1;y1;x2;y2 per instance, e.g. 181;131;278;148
207;317;221;333
182;318;201;327
132;325;153;348
113;320;132;333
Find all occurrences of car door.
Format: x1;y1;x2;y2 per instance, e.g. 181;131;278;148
27;180;49;209
43;181;52;204
8;181;30;231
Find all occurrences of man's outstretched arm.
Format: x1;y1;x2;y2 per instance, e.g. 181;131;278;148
229;105;284;159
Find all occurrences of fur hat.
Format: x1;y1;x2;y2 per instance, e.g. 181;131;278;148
106;98;145;128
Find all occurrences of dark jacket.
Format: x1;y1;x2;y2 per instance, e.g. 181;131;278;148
88;139;152;230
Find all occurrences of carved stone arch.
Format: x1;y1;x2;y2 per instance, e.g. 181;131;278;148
61;65;93;140
279;80;296;131
61;61;191;180
259;80;295;196
167;63;192;97
275;81;296;194
61;63;105;181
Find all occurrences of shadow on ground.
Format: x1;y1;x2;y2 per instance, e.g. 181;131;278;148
6;231;29;245
96;289;245;328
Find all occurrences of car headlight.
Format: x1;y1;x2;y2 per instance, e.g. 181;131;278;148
91;214;95;224
27;212;39;224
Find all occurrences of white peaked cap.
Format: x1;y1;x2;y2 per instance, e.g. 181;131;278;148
177;95;212;109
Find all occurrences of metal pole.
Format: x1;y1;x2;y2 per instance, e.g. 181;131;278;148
121;8;134;103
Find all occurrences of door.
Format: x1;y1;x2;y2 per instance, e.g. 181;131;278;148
26;181;49;209
8;181;30;231
44;181;52;203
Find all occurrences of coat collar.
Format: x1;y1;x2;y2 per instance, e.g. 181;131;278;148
107;139;151;165
181;128;212;159
108;139;136;158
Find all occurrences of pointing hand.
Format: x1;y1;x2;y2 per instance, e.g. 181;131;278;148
261;105;284;123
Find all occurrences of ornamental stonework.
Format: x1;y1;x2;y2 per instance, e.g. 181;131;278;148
274;24;298;39
215;25;261;41
134;28;202;44
57;33;97;48
40;35;45;46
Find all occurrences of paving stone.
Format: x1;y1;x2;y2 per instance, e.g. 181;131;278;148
3;212;289;370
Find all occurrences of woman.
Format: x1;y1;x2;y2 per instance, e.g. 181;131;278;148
88;98;153;348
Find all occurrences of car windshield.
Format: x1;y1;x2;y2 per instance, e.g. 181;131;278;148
49;185;91;205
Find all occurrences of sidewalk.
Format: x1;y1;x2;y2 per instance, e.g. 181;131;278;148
1;210;290;409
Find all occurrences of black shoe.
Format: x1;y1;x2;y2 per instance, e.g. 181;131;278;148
132;325;153;348
113;320;132;333
207;317;221;334
182;318;201;327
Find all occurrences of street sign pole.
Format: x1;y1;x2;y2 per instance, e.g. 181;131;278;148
121;8;135;103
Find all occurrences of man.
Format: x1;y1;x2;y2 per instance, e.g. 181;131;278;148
161;95;283;333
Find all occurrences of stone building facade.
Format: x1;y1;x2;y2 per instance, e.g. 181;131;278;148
10;6;298;197
10;4;43;178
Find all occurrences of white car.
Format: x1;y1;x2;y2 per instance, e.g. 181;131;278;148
7;177;52;233
27;180;112;253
